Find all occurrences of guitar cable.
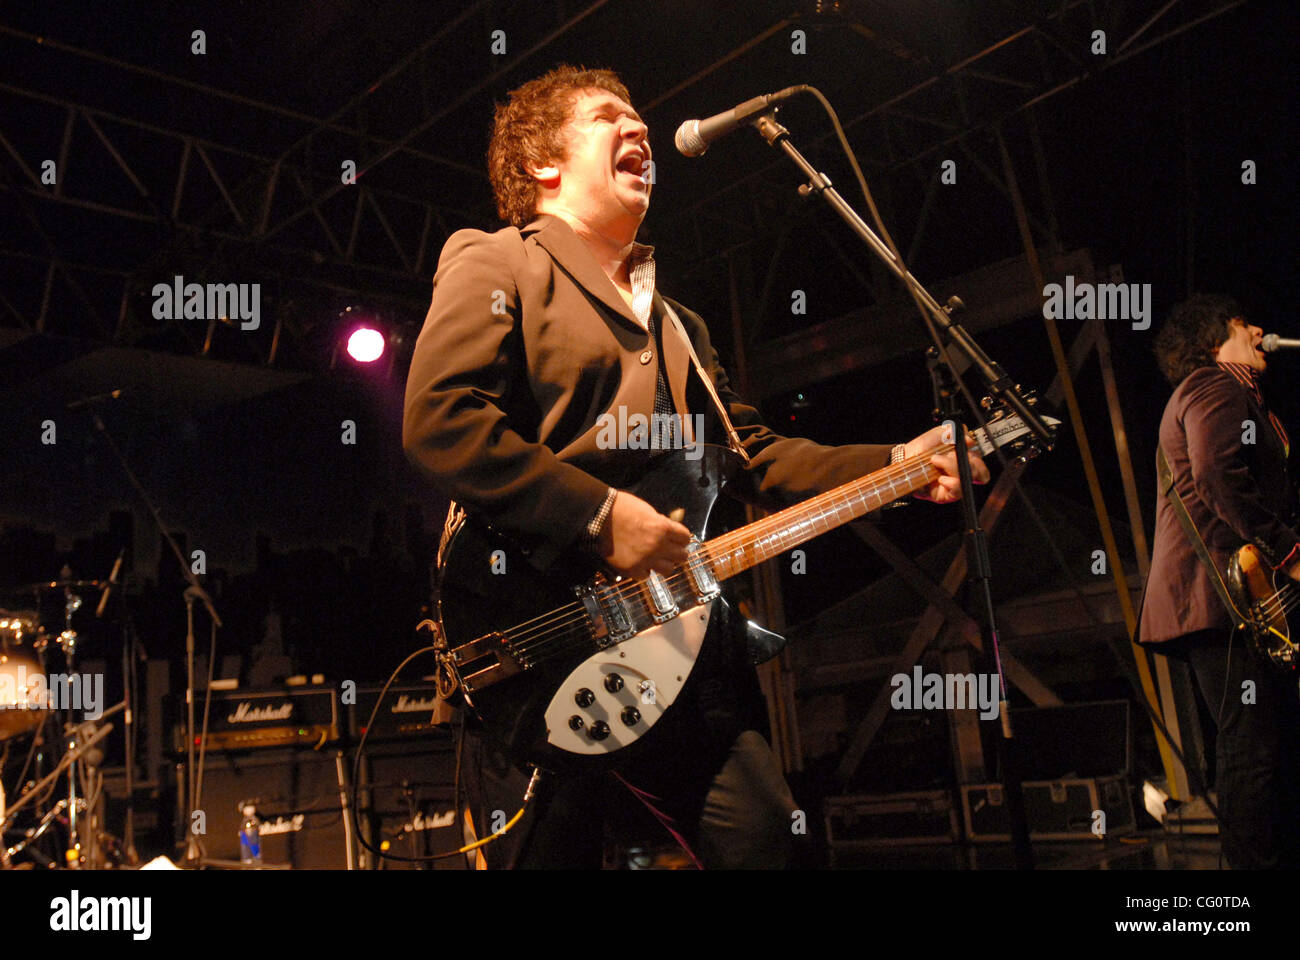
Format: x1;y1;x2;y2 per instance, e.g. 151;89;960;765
347;625;539;865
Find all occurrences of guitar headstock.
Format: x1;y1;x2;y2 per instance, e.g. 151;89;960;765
971;392;1059;464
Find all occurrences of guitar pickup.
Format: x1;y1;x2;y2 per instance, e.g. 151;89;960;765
576;574;636;646
685;540;720;603
449;631;527;694
643;571;679;622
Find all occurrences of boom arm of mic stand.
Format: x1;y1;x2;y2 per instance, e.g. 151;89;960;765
750;112;1055;450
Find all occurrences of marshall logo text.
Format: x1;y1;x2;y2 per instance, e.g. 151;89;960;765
226;702;294;724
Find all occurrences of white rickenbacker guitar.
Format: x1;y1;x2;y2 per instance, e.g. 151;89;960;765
434;399;1056;769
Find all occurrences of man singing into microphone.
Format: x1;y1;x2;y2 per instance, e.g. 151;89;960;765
403;65;986;868
1140;294;1300;869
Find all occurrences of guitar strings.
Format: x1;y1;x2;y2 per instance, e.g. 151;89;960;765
499;455;942;661
1255;580;1299;611
499;454;936;652
491;455;943;665
1256;581;1300;618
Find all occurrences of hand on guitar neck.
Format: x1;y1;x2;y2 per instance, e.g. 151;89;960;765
897;423;991;503
596;424;990;578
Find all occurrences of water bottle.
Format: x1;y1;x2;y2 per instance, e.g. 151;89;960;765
239;803;262;865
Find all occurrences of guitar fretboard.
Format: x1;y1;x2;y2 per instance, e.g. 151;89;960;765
700;444;951;582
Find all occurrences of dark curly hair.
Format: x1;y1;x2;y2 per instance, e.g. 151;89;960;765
487;65;632;229
1154;293;1243;385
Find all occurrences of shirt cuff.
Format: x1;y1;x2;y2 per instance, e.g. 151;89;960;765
579;487;618;554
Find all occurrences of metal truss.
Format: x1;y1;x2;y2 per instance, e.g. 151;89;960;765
653;0;1249;357
0;1;610;359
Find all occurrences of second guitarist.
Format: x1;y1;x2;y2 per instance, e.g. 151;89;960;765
1140;294;1300;869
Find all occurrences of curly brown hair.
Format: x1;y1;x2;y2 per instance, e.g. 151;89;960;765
487;65;632;229
1154;293;1243;385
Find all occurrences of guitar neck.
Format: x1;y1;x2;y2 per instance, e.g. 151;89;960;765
701;443;952;582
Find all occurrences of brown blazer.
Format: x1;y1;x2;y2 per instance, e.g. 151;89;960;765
1139;365;1300;644
402;214;894;571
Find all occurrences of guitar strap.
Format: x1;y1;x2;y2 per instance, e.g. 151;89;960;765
1156;444;1247;627
660;300;751;467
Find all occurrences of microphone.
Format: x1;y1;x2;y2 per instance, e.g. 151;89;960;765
675;86;806;157
96;548;126;619
65;389;124;411
1261;334;1300;352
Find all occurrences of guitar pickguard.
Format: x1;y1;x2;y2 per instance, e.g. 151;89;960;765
543;601;715;754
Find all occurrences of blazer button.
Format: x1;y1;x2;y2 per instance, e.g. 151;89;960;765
639;349;653;365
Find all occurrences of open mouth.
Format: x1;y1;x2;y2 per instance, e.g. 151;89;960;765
615;152;647;181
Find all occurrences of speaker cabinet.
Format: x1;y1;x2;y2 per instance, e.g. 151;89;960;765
195;747;350;869
359;739;469;870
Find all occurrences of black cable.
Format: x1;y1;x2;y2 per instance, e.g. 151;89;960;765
346;641;513;864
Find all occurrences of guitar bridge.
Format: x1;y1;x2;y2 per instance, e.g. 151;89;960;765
448;631;527;694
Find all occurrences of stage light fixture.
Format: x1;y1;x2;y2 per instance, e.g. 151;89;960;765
346;326;386;363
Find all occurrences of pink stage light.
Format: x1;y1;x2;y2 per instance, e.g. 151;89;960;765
346;326;386;363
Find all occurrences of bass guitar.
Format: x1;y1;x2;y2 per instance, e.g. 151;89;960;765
436;400;1055;768
1227;543;1299;673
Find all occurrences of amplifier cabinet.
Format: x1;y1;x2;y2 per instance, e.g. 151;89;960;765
195;747;350;869
357;736;469;871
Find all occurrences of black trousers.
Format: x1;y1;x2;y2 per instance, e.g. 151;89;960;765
463;724;799;869
1166;627;1300;869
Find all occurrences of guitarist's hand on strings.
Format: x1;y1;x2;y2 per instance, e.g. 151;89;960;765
902;423;991;504
598;491;693;579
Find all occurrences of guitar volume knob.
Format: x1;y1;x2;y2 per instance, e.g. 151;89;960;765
589;721;610;741
603;673;624;693
620;706;641;727
575;688;595;708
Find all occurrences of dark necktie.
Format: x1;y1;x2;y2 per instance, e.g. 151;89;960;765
629;252;676;447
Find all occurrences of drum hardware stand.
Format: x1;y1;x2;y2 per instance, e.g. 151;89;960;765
0;777;8;868
1;716;114;866
57;585;85;867
95;547;141;866
119;601;140;865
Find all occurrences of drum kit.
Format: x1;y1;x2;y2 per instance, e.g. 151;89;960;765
0;569;135;869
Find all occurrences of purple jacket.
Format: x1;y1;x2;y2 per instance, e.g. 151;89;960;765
1139;364;1300;644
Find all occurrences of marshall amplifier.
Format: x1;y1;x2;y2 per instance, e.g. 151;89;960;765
191;747;352;869
358;735;469;870
171;686;340;754
348;681;441;742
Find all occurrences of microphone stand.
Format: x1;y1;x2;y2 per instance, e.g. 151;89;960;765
84;410;223;868
751;111;1044;868
96;550;140;865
